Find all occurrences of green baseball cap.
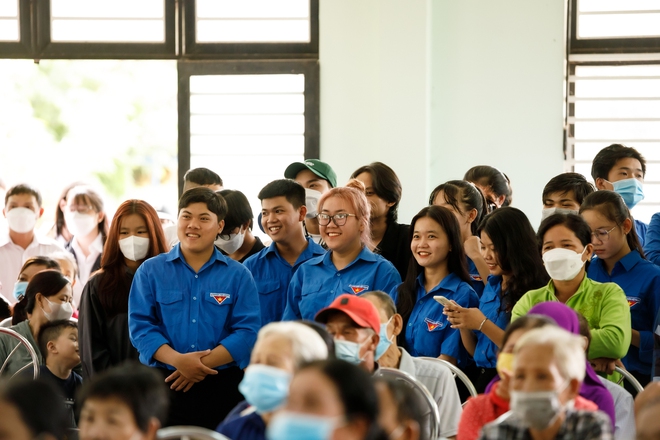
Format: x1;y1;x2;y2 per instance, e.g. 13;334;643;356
284;159;337;188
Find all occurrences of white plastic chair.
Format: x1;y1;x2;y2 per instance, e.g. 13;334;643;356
0;327;39;379
419;357;478;404
0;317;12;328
157;426;230;440
374;367;441;440
614;366;644;394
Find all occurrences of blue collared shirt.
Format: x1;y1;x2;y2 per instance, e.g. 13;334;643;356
467;257;485;298
216;401;265;440
403;272;479;367
636;219;647;248
244;237;326;326
128;245;261;370
473;276;509;368
643;214;660;265
282;247;402;320
587;250;660;376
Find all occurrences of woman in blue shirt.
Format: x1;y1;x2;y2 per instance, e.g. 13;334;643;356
444;207;549;392
395;205;479;367
283;182;401;321
430;180;490;297
581;190;660;387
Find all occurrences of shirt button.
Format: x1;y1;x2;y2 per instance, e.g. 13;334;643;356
336;273;340;277
191;344;195;348
193;297;197;300
408;323;412;327
195;275;198;279
420;300;424;304
192;319;196;323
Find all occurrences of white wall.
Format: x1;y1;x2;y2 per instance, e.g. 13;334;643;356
319;0;566;226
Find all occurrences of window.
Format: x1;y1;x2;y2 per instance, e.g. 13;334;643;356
567;0;660;223
0;1;19;42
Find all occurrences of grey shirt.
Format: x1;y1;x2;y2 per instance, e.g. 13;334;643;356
0;320;43;377
398;347;463;438
598;376;635;440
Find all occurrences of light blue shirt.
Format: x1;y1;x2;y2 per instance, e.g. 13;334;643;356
128;245;261;370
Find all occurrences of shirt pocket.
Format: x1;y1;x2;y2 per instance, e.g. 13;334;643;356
299;281;325;319
202;292;234;326
155;289;184;328
256;280;281;296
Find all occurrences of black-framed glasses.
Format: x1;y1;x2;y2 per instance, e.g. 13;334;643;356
591;226;617;243
317;213;357;226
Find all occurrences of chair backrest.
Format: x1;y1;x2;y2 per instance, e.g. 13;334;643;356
0;317;12;328
373;367;441;440
0;327;39;380
418;357;478;405
157;426;230;440
614;366;644;395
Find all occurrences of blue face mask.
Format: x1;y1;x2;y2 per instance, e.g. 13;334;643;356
12;281;28;302
610;178;644;209
334;339;366;365
238;364;292;414
374;317;393;361
266;411;338;440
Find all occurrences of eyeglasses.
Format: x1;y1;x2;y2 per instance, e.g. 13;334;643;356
317;213;357;226
67;205;95;214
591;226;617;243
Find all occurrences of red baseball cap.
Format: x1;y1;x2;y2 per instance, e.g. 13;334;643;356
315;294;381;334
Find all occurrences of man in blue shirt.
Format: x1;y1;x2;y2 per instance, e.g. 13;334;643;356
591;144;647;245
129;187;261;429
244;179;325;325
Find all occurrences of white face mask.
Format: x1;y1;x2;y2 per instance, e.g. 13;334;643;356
6;207;38;234
42;297;74;322
305;188;323;219
119;235;150;261
540;207;579;223
510;382;568;430
216;229;245;254
65;212;99;237
542;247;588;281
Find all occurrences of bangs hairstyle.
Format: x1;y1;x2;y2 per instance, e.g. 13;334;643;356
258;179;306;209
97;200;168;318
542;173;595;206
318;183;373;249
537;213;593;251
178;187;228;221
67;186;109;242
514;326;586;383
464;165;513;207
19;256;61;278
478;207;549;312
579;190;644;258
4;183;42;207
53;181;85;238
78;362;169;433
350;162;402;223
256;321;328;368
219;189;254;232
13;270;70;326
590;143;646;181
429;180;489;236
397;206;471;326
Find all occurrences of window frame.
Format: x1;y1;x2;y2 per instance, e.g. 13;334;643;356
0;0;32;58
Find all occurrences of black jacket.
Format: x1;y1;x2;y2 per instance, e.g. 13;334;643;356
374;221;411;281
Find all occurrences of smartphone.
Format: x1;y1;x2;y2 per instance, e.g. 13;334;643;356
434;295;453;307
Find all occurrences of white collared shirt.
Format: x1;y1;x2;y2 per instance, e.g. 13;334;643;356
0;231;64;305
70;233;104;306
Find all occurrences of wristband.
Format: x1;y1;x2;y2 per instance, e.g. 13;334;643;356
478;317;488;332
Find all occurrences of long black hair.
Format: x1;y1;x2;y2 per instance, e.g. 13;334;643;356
464;165;513;207
478;207;549;312
429;180;490;236
397;206;471;324
12;270;70;325
579;190;644;258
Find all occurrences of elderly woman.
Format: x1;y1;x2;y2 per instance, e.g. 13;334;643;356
216;321;328;440
478;326;612;440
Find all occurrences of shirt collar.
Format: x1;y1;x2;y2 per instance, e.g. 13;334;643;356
616;249;643;271
547;272;591;296
416;271;461;293
0;231;42;248
398;347;416;375
319;246;376;266
166;243;228;268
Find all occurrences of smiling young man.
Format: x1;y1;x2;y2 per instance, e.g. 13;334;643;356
0;184;63;305
128;187;261;429
244;179;326;326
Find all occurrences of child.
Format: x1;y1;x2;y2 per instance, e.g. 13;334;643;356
78;363;168;440
38;319;83;427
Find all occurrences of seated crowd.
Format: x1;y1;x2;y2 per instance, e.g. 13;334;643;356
2;143;660;440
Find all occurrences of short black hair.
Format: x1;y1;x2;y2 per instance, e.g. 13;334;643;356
590;144;646;181
542;173;595;206
183;167;223;187
464;165;513;207
258;179;305;209
38;319;77;360
219;189;254;232
537;213;593;249
350;162;403;223
1;378;69;437
77;362;169;432
178;187;228;221
4;183;42;207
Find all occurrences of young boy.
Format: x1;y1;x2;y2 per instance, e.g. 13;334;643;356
38;319;83;427
129;187;261;429
244;179;326;325
78;363;168;440
541;172;595;221
0;184;63;305
591;144;647;244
